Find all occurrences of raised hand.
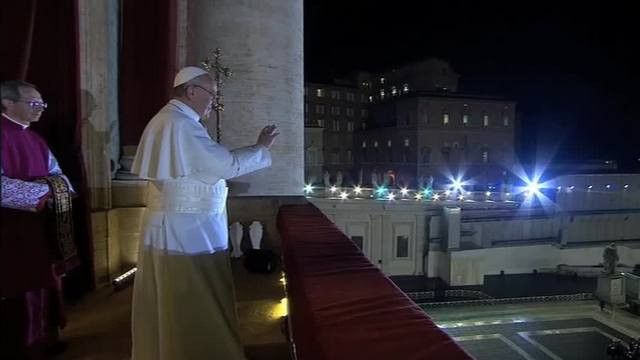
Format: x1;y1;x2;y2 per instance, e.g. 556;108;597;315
256;125;279;149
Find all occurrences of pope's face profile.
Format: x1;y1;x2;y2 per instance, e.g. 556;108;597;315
191;76;217;119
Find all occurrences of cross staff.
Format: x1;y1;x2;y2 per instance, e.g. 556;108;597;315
201;48;232;142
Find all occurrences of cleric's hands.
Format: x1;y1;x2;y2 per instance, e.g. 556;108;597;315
256;125;279;149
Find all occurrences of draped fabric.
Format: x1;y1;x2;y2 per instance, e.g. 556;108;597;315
278;204;472;360
0;0;94;293
120;0;178;146
44;175;77;269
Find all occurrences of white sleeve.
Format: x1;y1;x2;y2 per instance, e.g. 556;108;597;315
47;151;76;193
182;122;272;184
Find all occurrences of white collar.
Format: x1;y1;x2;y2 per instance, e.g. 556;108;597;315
169;99;201;123
1;113;29;129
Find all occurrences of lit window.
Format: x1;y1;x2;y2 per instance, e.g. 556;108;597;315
362;81;370;88
443;113;449;125
483;114;489;127
316;88;324;97
391;86;398;96
374;141;379;148
347;121;354;132
402;83;409;93
332;119;340;132
463;114;469;126
315;104;325;114
380;77;385;84
404;138;410;147
368;95;374;103
317;119;324;127
379;89;386;99
503;114;509;126
482;150;489;163
387;140;392;147
362;141;367;148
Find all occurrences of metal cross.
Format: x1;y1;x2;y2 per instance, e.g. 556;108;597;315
201;48;233;142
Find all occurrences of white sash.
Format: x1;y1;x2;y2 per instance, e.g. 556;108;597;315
148;178;227;215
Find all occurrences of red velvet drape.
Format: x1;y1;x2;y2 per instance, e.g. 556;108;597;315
0;0;95;294
120;0;178;146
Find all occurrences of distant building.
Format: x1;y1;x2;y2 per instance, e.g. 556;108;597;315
304;81;370;184
304;58;516;188
355;92;516;188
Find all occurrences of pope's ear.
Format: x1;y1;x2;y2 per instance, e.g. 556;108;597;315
1;98;13;109
183;85;194;99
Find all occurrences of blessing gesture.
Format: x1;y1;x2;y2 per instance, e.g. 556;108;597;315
256;124;279;149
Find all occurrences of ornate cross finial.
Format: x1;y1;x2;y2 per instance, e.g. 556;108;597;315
201;48;233;142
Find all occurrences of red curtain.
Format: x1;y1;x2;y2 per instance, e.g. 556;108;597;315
120;0;178;146
0;0;95;294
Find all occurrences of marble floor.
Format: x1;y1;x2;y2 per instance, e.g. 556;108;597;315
51;268;640;360
53;259;289;360
426;301;640;360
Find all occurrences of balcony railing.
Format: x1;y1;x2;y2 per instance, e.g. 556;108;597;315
277;203;472;360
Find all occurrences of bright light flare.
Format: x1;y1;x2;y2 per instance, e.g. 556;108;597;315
330;186;338;193
339;191;349;200
375;186;388;197
400;187;409;196
524;181;540;197
353;186;362;194
414;193;423;200
387;192;396;201
303;184;314;194
450;178;464;192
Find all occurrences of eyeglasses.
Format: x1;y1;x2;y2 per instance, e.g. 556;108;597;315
16;100;48;110
192;85;216;97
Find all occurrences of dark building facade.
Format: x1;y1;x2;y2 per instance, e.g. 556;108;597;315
304;58;516;188
354;93;516;188
304;81;371;184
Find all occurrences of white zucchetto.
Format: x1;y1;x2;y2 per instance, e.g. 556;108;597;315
173;66;210;87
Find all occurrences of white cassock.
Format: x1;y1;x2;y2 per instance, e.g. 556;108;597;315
130;99;271;360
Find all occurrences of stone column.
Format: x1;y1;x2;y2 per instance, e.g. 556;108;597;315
78;0;120;210
443;206;461;250
185;0;304;196
78;0;121;284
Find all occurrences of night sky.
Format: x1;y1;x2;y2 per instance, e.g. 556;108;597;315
304;1;638;170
